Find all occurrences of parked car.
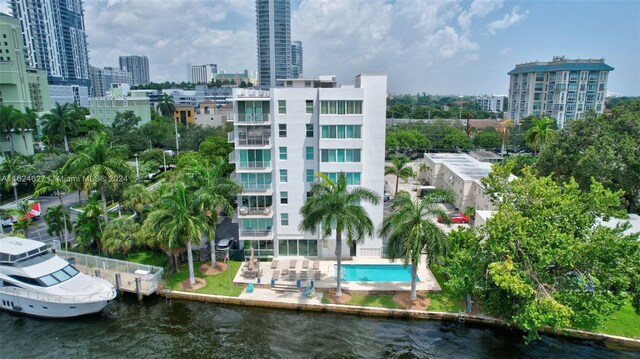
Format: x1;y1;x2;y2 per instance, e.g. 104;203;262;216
437;212;470;224
216;237;236;251
383;192;391;202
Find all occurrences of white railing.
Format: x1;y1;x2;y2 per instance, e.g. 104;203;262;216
1;286;115;304
227;131;234;143
228;152;236;163
236;89;270;98
54;250;164;293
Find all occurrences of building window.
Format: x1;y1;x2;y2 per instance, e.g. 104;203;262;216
279;124;287;138
320;100;363;115
306;124;314;137
279;169;288;183
281;213;289;226
305;147;314;160
306;100;313;114
322;172;361;185
306;169;314;183
306;191;313;199
280;192;288;204
321;125;361;138
321;149;361;163
279;147;287;160
278;100;286;114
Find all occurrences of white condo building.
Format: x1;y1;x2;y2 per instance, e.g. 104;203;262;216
229;74;387;259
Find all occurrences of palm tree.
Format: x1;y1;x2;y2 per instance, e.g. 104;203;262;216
13;110;34;153
0;155;30;204
157;94;176;118
525;116;556;154
122;183;155;221
379;191;451;301
43;204;72;242
41;103;79;153
64;132;130;224
385;155;414;196
102;218;140;256
0;105;19;155
181;157;241;268
34;170;73;250
496;119;515;156
146;181;211;285
299;173;380;297
73;195;104;252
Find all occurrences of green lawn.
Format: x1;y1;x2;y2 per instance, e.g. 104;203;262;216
427;265;465;312
573;297;640;338
127;250;168;268
166;260;244;297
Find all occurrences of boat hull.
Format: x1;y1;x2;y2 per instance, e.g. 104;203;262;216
0;291;112;318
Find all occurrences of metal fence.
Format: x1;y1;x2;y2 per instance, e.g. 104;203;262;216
55;250;164;293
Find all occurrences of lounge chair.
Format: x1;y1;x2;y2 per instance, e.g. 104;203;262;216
271;270;280;281
302;259;309;269
299;270;309;281
314;270;322;280
270;259;279;269
281;268;289;278
288;270;296;280
312;261;320;270
289;259;297;270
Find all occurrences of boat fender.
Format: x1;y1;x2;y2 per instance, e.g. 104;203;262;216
13;305;22;312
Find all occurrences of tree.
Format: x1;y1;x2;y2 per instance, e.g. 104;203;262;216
64;132;130;224
299;173;380;297
379;191;451;301
41;103;79;153
443;162;640;341
473;127;501;149
122;183;155;221
146;181;211;284
536;109;640;213
436;127;473;151
34;169;73;250
0;155;31;204
198;135;233;162
496;119;515;155
180;157;241;268
385;155;414;196
157;94;176;118
525;116;555;153
13;109;35;153
43;204;72;241
0;105;20;155
102;218;140;256
73;195;104;252
111;110;142;134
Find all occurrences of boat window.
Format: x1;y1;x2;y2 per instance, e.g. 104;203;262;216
63;265;79;276
39;275;59;287
51;269;71;282
9;275;43;287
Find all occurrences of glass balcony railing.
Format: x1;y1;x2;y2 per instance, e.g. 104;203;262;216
238;206;273;216
241;183;272;192
237;137;271;146
235;113;270;123
237;161;271;170
240;228;273;238
227;132;234;143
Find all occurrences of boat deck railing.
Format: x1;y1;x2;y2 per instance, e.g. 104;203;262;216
1;286;115;303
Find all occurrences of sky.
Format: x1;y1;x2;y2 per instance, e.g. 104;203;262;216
3;0;639;96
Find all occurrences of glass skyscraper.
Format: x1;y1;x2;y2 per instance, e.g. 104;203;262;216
10;0;90;88
119;55;150;86
291;40;303;79
256;0;291;88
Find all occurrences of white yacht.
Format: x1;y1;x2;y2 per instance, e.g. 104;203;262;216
0;236;116;318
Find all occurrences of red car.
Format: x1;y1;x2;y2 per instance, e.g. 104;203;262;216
437;212;470;224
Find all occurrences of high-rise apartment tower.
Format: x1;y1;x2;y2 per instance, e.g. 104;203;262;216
256;0;291;88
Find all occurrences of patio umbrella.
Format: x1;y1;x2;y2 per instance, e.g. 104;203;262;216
248;246;255;270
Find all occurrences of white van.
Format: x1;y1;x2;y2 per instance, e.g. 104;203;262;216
417;186;437;198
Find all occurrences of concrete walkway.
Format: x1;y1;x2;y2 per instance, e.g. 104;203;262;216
239;287;323;305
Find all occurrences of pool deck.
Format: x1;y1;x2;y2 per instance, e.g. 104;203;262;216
233;255;441;292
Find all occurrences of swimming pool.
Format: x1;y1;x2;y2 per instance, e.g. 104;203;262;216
340;264;419;282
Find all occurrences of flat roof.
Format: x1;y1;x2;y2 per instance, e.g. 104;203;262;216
426;153;494;182
0;236;45;256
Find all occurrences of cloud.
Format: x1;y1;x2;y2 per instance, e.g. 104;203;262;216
458;0;504;31
499;47;512;55
487;7;529;34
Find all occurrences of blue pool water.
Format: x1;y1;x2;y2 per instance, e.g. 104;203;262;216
340;264;419;282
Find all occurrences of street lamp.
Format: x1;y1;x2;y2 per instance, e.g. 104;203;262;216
134;153;139;181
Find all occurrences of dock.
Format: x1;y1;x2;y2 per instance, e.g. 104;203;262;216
54;249;164;300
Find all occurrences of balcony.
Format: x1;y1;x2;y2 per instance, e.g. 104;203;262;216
240;183;273;195
227;131;234;143
228;151;236;163
238;206;273;217
237;136;271;148
239;228;274;240
236;89;270;98
233;113;270;124
236;160;272;172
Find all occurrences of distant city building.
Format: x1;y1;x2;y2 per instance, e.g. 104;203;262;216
213;69;257;86
291;40;303;79
0;129;35;156
89;87;151;127
48;84;88;108
474;95;504;113
507;56;613;128
256;0;291;87
161;89;196;106
174;104;195;125
119;55;150;86
195;85;233;105
229;74;387;258
10;0;90;107
90;66;133;97
191;64;218;84
195;101;232;127
0;13;50;112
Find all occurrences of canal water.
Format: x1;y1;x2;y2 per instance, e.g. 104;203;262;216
0;296;637;359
